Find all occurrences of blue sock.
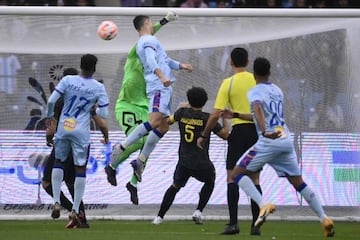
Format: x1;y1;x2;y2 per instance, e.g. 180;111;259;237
51;167;63;204
122;122;152;148
72;175;86;214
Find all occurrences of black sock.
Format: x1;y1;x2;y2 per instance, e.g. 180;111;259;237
227;183;239;225
44;184;73;212
251;184;262;227
197;181;214;212
157;186;179;218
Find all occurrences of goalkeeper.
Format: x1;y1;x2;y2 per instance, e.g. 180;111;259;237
104;11;178;205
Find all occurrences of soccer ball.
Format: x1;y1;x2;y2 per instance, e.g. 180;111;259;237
28;152;49;168
97;21;118;40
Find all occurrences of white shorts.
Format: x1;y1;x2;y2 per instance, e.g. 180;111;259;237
54;138;89;167
148;87;172;117
237;137;301;177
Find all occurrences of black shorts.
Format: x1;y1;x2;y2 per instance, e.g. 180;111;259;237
226;123;258;170
173;162;216;188
42;148;75;184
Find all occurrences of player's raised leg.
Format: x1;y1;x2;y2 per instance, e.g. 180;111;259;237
287;176;335;237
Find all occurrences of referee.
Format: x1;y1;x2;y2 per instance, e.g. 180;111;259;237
197;48;261;235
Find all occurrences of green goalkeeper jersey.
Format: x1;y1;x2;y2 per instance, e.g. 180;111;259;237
115;22;162;111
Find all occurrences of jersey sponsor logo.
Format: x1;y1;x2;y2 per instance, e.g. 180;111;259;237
63;118;77;131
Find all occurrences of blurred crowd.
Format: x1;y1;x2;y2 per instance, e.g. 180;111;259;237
0;0;359;8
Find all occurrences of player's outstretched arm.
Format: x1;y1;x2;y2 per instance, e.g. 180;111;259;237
222;109;253;121
150;11;179;36
216;116;230;140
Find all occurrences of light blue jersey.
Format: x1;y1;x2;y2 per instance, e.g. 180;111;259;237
248;82;290;141
49;75;109;145
238;82;300;177
136;34;180;94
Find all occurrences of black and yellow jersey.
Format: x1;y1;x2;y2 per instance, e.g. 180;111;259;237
170;107;222;170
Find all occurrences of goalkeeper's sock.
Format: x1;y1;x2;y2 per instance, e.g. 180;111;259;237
298;182;326;220
121;122;152;148
138;129;163;161
157;185;179;218
51;167;64;204
130;175;138;187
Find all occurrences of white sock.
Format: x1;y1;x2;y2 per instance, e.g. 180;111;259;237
72;177;86;214
51;168;63;204
238;175;264;206
121;123;151;148
138;131;161;162
300;185;326;220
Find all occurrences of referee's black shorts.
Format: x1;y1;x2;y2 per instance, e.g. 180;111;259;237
226;123;258;170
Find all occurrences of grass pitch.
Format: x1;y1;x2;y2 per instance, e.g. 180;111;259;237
0;220;358;240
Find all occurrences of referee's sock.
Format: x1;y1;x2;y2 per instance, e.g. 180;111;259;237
227;182;239;225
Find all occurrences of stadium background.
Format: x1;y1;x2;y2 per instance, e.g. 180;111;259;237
0;7;359;220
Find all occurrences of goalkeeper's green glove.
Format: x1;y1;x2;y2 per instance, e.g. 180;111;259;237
160;11;178;26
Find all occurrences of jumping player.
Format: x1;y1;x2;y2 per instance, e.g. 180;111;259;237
104;11;179;205
110;15;192;185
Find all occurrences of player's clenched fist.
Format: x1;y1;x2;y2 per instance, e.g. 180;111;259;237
180;63;193;72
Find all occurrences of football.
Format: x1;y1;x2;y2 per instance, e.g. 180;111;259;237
97;20;118;40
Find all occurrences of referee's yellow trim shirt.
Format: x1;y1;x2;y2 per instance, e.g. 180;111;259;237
214;71;256;126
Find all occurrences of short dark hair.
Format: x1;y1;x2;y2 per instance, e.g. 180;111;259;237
231;47;248;67
133;15;149;31
187;86;208;108
63;67;78;77
80;54;97;72
253;57;271;76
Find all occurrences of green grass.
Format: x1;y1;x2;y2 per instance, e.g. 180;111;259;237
0;220;358;240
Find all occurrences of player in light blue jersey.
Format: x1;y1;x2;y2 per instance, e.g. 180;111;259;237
46;54;109;227
111;15;193;182
228;57;334;237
